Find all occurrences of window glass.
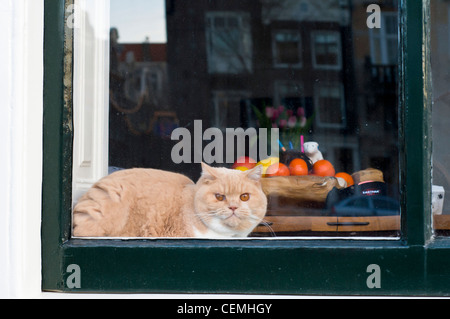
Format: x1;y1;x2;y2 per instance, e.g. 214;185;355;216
72;0;400;239
273;30;302;67
312;31;342;69
431;0;450;235
206;12;253;74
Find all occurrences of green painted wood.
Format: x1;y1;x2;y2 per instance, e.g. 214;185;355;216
41;0;450;296
42;0;67;291
58;240;425;295
402;0;432;247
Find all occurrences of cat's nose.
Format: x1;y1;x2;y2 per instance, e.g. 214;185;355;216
229;206;238;212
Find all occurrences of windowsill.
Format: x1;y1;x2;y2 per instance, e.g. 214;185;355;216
273;63;303;68
426;235;450;249
64;237;407;250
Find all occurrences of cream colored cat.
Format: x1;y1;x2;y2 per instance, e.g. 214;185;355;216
72;163;267;238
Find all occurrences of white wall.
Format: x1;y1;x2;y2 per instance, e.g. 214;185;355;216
0;0;43;298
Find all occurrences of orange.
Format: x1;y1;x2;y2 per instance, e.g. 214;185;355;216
234;166;249;172
335;172;354;187
288;158;309;176
312;160;336;177
265;163;290;177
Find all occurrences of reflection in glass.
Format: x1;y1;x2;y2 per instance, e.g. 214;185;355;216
312;31;342;69
431;0;450;235
105;0;400;238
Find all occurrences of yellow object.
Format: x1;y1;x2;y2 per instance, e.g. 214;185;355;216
234;166;249;171
256;157;279;177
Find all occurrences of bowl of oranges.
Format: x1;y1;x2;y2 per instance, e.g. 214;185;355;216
232;154;353;203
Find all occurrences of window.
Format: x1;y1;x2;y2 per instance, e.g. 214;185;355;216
205;12;252;74
212;91;250;130
312;31;342;70
314;82;346;128
42;0;450;296
272;30;302;67
431;0;450;235
75;0;401;240
369;12;398;65
274;81;305;110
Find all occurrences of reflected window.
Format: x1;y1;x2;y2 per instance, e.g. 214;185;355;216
370;12;398;65
314;83;346;128
212;91;250;130
273;30;302;67
206;12;253;74
431;0;450;235
312;31;342;69
274;81;304;109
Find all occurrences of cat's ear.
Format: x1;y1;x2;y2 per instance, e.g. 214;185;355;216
245;164;263;182
201;162;220;181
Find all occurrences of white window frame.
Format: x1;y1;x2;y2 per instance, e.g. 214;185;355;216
72;0;111;205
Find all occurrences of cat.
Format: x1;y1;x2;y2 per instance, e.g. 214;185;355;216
304;142;323;164
72;163;268;238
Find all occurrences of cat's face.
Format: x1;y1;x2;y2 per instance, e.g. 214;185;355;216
194;163;267;237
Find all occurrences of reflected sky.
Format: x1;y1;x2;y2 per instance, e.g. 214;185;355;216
110;0;166;43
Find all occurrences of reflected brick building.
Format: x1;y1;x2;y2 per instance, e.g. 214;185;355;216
165;0;399;194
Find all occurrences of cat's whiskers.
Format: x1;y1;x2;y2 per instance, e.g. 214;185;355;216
247;214;276;237
259;219;276;237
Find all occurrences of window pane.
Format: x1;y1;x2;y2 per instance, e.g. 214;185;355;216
273;31;302;66
431;0;450;235
72;0;400;239
313;31;341;68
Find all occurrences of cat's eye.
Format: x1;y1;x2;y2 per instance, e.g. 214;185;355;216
215;194;225;201
240;193;250;202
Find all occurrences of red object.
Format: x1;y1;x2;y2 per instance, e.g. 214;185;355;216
289;158;309;176
266;163;290;177
312;160;336;177
232;156;257;170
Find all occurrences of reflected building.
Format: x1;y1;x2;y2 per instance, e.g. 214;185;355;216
109;30;174;170
431;0;450;214
165;0;399;195
351;0;399;195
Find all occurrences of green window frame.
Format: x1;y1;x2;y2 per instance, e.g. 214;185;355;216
42;0;450;296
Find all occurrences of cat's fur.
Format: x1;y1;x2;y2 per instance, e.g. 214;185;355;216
72;163;267;238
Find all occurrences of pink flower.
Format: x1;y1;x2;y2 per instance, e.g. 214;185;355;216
299;116;307;128
287;116;297;128
278;105;285;113
271;109;280;120
297;107;305;117
287;110;293;117
272;123;278;128
265;107;274;118
279;119;287;129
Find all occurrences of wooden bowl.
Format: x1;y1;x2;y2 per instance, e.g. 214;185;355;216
261;175;343;203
